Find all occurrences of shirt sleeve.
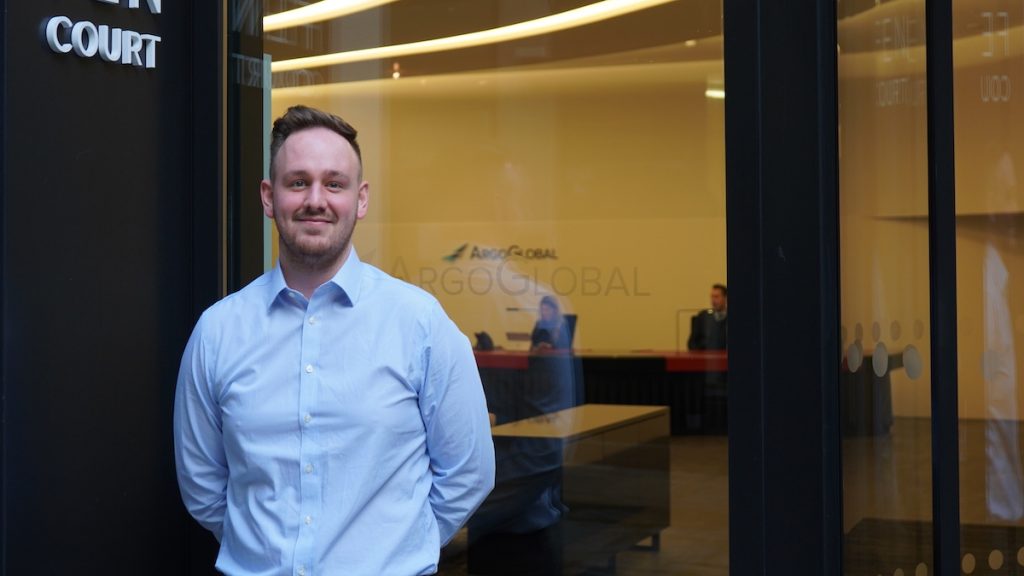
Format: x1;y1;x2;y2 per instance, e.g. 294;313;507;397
173;316;228;541
419;304;496;545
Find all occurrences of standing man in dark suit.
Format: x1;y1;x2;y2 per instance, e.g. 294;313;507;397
688;283;728;350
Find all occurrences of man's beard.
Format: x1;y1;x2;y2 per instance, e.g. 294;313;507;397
276;211;355;270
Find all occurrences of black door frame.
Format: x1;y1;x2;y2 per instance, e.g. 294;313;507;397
226;0;267;291
724;1;961;574
724;2;842;574
925;0;962;572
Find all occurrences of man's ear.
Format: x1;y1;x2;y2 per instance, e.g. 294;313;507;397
260;179;274;218
356;181;370;220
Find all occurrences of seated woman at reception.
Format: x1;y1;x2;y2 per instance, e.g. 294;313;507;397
530;295;572;351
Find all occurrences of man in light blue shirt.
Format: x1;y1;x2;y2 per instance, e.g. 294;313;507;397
174;105;495;575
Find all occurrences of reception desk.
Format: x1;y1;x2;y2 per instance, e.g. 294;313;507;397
475;350;727;435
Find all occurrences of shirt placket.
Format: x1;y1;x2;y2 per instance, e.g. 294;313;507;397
293;294;323;576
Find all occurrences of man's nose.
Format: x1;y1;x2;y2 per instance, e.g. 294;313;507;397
304;182;328;209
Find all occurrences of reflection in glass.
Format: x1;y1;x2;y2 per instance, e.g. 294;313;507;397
954;0;1024;564
839;1;933;574
263;1;727;574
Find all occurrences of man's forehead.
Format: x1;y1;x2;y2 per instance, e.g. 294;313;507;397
275;128;361;173
280;128;356;156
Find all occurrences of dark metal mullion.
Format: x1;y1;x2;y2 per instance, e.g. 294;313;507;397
925;0;961;574
726;2;843;574
816;0;844;571
226;3;265;292
724;0;766;573
0;0;6;570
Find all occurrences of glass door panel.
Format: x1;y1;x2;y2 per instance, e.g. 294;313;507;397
954;1;1024;571
839;1;934;574
263;1;728;574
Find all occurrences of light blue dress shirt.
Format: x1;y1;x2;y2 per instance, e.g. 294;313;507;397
174;249;495;576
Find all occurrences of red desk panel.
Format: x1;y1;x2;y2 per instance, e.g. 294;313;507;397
663;351;728;373
474;350;728;373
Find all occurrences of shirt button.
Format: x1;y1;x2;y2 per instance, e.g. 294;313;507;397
304;515;313;525
308;316;317;325
303;413;312;424
305;364;314;374
297;567;305;576
305;463;314;474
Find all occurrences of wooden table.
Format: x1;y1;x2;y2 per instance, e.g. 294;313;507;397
470;404;671;575
491;403;666;435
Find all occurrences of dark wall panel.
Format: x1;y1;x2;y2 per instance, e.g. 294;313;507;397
2;1;220;573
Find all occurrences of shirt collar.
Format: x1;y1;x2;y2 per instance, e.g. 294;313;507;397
263;265;290;310
328;247;364;306
263;247;364;310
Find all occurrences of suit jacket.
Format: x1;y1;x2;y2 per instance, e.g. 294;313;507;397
688;309;728;350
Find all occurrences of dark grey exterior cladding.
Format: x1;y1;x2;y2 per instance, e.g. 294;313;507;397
1;1;223;573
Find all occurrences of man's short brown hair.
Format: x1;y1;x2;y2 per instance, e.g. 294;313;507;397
269;105;362;180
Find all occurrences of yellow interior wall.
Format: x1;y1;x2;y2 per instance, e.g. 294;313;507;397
839;51;933;419
271;62;726;350
952;20;1024;421
264;4;1024;419
840;1;1024;419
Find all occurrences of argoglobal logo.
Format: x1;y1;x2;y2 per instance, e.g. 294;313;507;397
391;260;651;297
442;243;558;262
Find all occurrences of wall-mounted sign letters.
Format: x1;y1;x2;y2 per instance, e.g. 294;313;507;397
44;0;162;69
95;0;161;11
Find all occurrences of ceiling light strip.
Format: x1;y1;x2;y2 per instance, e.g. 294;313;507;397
264;0;401;33
270;0;678;73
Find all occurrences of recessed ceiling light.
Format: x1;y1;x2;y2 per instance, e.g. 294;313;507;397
271;0;678;73
264;0;401;33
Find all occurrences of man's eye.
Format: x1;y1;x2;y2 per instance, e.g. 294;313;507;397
290;179;307;187
326;181;343;190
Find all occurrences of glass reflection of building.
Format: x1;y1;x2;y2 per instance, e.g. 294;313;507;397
838;1;1024;574
954;0;1024;570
